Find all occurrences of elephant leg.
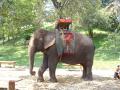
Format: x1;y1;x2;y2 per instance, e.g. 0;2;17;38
48;57;58;82
81;62;93;81
81;65;87;79
38;54;48;82
85;65;93;80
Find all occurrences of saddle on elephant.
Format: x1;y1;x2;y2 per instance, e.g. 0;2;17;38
55;18;76;57
55;18;72;30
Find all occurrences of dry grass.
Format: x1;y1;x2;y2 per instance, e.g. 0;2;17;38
16;75;120;90
0;68;116;90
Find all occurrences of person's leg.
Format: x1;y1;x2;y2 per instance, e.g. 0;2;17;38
118;73;120;79
114;72;118;79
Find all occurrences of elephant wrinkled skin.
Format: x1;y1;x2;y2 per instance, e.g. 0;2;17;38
28;29;95;82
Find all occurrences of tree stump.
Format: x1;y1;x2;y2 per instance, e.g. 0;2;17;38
8;80;15;90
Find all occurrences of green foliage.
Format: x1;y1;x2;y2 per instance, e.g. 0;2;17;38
0;0;44;44
51;0;101;29
93;29;120;61
108;14;119;32
0;45;43;66
103;31;120;52
82;9;120;32
0;0;120;69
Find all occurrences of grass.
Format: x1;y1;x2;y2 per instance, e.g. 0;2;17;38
0;28;119;69
0;45;43;67
0;45;119;69
93;60;120;70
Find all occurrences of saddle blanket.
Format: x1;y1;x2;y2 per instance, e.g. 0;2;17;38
56;30;76;57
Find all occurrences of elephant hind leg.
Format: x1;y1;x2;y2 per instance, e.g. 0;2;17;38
85;66;93;80
82;63;93;81
81;65;87;79
38;54;48;82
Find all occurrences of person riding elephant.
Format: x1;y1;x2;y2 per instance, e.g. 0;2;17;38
28;29;95;82
55;18;74;57
55;17;72;31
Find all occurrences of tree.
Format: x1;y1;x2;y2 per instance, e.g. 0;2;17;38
51;0;70;18
101;0;113;6
51;0;101;37
0;0;44;45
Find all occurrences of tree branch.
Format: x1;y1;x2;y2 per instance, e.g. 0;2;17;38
51;0;60;9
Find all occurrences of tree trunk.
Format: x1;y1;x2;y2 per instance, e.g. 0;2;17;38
2;29;5;45
51;0;60;9
88;29;93;38
51;0;69;18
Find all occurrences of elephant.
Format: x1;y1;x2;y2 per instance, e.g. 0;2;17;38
28;29;95;82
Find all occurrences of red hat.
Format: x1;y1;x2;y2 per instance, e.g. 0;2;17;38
58;18;72;24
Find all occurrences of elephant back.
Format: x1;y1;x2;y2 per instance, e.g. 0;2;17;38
55;30;77;57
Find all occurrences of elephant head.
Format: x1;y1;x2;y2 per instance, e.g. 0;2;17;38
28;29;55;75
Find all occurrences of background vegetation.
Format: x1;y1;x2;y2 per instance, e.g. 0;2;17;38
0;0;120;69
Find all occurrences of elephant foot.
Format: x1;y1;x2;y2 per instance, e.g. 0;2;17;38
49;78;58;82
38;71;45;82
82;77;93;81
37;77;44;82
30;71;36;76
81;75;86;79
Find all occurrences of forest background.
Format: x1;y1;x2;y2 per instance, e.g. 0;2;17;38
0;0;120;69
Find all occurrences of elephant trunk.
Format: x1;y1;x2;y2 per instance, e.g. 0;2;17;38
28;46;36;75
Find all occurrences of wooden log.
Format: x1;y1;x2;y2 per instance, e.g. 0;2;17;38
8;80;15;90
0;88;7;90
0;78;22;90
0;61;16;68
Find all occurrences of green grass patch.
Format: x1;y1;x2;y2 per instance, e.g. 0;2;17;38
93;60;120;70
0;45;119;69
0;46;28;66
0;45;43;67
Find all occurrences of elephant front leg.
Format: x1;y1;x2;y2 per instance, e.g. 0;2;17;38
48;58;58;82
49;66;57;82
38;65;48;82
38;54;48;82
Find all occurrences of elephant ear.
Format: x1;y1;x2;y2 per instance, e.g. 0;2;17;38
44;32;55;49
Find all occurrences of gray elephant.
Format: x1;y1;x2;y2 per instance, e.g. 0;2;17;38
28;29;95;82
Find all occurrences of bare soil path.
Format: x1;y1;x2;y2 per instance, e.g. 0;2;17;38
0;67;120;90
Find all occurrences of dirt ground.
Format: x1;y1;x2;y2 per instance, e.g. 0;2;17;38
0;67;120;90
